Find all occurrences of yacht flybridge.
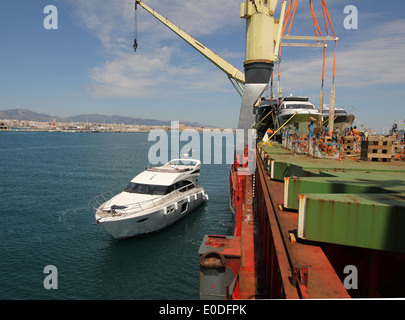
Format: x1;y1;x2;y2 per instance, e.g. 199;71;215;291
89;159;208;239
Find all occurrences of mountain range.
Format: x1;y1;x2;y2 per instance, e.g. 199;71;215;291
0;108;211;127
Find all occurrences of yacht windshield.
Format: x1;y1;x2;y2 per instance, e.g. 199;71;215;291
285;104;314;109
335;110;347;114
124;183;169;195
124;180;196;195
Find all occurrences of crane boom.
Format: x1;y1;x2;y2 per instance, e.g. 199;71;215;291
135;0;245;85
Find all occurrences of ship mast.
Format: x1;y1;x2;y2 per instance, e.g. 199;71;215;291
238;0;286;152
241;0;285;85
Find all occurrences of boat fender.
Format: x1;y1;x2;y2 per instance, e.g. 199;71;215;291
174;202;178;210
187;196;191;203
163;207;168;215
194;194;198;200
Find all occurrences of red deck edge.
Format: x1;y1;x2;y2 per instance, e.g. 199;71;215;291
228;150;350;299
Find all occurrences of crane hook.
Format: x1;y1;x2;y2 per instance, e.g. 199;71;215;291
133;39;138;52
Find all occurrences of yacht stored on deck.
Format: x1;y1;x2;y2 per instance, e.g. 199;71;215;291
276;96;322;135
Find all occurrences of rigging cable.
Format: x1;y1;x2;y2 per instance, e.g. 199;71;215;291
133;1;138;51
321;0;338;132
309;0;327;120
277;0;298;99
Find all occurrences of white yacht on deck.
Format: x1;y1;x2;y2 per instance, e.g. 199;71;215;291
322;106;355;133
276;96;322;135
89;159;208;239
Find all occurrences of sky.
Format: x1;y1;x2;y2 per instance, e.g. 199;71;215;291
0;0;404;132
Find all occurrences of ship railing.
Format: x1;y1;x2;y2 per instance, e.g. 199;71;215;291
88;190;118;213
89;183;199;216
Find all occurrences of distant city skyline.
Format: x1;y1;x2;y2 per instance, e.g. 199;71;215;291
0;107;214;128
0;0;404;132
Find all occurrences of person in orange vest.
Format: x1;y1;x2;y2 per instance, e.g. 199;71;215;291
266;127;274;141
352;126;361;152
352;126;360;139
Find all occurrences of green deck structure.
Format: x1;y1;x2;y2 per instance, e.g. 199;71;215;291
284;172;405;210
298;193;405;253
258;142;405;253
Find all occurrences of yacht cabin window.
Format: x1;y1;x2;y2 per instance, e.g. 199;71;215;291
124;180;195;195
283;104;314;109
125;183;169;195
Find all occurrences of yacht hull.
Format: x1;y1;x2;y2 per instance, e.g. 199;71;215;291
96;188;207;239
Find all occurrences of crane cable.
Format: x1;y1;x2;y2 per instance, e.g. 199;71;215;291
277;1;337;93
133;1;138;51
309;0;326;122
322;0;337;79
276;0;338;132
308;0;338;131
320;0;338;132
277;0;298;98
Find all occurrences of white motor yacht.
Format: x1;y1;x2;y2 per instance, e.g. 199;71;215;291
322;106;355;133
276;96;322;135
89;159;208;239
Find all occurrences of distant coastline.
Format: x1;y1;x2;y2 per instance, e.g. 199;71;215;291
0;119;234;133
0;108;232;133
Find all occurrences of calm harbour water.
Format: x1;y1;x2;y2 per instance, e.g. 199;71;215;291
0;131;234;300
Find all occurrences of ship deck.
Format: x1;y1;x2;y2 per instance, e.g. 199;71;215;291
200;139;405;299
255;141;405;298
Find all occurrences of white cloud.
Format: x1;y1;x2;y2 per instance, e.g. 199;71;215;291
66;0;241;52
88;50;167;98
88;46;233;99
66;0;134;50
144;0;240;36
278;19;405;92
65;0;242;100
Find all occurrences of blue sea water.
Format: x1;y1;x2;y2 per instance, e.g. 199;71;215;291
0;131;234;300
